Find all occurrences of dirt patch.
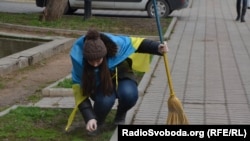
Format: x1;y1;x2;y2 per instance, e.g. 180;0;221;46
0;48;72;108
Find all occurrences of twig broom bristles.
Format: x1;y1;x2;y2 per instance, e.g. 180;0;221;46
164;53;189;124
152;0;188;125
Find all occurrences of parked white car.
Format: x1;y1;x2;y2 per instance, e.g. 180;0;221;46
36;0;189;18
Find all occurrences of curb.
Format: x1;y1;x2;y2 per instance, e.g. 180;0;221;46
42;74;73;97
0;32;75;76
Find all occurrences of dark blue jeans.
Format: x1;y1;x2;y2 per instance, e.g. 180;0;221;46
91;79;138;124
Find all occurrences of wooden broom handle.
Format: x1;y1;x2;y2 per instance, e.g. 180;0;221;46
163;53;175;95
152;0;175;95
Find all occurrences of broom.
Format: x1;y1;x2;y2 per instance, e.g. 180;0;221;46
152;0;188;124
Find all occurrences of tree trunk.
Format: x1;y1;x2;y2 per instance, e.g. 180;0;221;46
40;0;68;22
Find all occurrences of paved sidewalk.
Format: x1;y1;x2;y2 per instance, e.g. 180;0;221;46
130;0;250;126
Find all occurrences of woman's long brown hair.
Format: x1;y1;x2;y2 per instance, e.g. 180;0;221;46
82;28;118;96
82;57;113;96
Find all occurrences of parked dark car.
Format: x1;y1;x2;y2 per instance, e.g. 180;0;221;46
36;0;189;18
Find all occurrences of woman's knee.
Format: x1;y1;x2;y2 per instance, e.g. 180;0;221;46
117;79;138;103
93;92;116;109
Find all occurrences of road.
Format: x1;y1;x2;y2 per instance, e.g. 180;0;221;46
0;0;43;14
0;0;148;18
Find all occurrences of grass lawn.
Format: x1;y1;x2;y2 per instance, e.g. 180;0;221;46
0;106;116;141
0;12;171;37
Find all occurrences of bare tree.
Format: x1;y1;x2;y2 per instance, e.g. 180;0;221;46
40;0;68;21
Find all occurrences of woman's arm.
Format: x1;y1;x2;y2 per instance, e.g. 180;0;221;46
78;98;96;123
136;39;162;55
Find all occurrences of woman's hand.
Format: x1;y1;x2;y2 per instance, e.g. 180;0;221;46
158;41;169;54
86;119;97;132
